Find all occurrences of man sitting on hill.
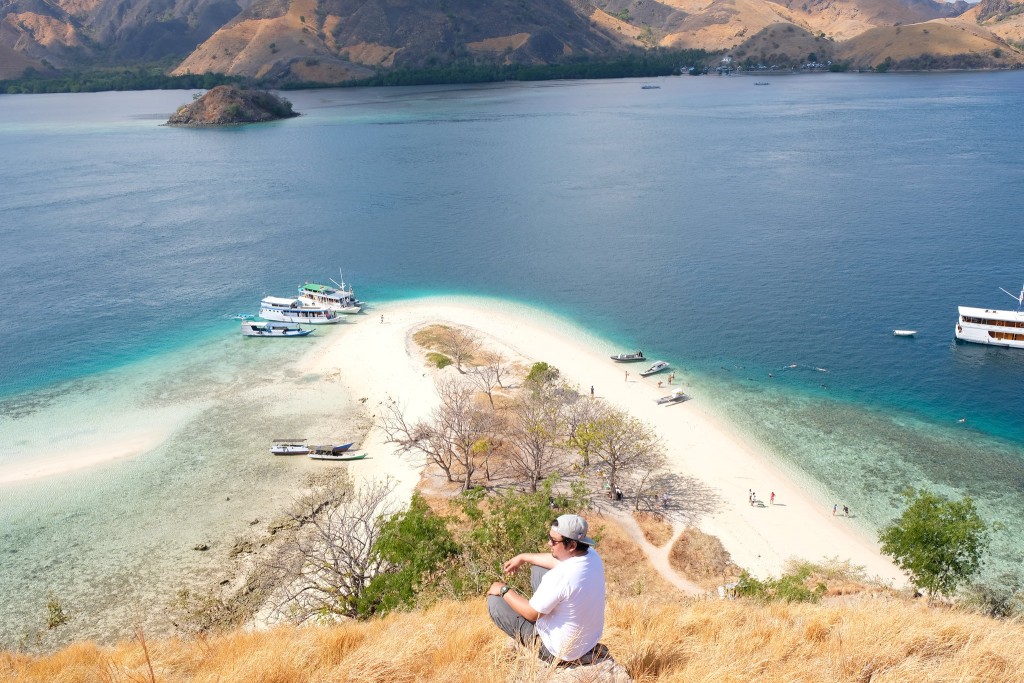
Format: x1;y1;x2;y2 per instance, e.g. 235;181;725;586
485;514;606;663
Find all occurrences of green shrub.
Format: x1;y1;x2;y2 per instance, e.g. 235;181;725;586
46;596;69;629
359;493;459;617
525;361;559;386
427;352;452;369
734;566;826;603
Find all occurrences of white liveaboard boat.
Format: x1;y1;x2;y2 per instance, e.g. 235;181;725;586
241;321;313;337
297;281;362;314
955;284;1024;349
259;297;342;324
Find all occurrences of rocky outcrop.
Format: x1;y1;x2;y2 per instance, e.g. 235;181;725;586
166;85;299;126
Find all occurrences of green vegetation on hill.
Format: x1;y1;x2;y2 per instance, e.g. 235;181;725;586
1;66;244;95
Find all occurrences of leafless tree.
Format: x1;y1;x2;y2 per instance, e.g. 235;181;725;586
480;350;511;388
380;377;500;490
466;350;512;409
505;384;570;492
264;473;397;623
436;325;479;372
587;407;666;503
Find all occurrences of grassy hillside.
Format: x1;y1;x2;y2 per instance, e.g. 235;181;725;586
4;594;1022;682
3;509;1021;682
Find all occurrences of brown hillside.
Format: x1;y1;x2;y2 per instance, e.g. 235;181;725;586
836;19;1024;68
733;22;837;66
175;0;635;83
658;0;796;51
963;0;1024;45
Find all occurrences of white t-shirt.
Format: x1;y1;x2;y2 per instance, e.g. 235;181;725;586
528;551;606;660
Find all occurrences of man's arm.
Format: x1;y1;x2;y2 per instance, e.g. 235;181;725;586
486;581;541;621
503;552;558;573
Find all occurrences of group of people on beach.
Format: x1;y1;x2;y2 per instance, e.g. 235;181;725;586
833;504;850;517
748;490;777;506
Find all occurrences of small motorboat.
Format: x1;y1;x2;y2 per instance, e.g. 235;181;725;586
308;451;368;462
228;313;255;320
610;350;645;363
310;443;356;455
640;361;670;377
242;321;313;337
656;388;689;405
893;330;917;337
641;84;661;90
271;439;310;455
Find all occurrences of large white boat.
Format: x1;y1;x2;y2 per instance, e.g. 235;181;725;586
259;297;342;324
955;284;1024;349
297;282;361;314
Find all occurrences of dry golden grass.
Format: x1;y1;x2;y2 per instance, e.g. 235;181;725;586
6;596;1024;682
669;527;742;589
631;511;674;548
1;504;1016;681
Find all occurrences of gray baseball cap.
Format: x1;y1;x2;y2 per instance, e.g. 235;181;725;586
552;514;596;546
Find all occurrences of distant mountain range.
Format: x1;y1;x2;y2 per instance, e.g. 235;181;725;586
2;0;1022;83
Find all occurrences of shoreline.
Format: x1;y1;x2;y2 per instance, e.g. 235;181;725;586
299;295;906;585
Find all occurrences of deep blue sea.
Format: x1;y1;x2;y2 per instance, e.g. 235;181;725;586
2;71;1024;645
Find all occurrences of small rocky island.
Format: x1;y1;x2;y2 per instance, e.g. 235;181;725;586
166;85;299;126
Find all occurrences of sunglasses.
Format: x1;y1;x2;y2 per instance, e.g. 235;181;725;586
548;534;571;546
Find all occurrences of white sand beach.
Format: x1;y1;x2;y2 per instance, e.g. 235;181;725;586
298;297;907;586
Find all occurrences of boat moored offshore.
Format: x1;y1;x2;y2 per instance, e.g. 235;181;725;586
259;297;343;324
955;284;1024;349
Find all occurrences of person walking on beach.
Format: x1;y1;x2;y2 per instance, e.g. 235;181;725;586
770;491;775;505
843;505;850;517
832;504;837;516
380;314;384;323
624;370;628;381
590;385;594;397
486;514;606;663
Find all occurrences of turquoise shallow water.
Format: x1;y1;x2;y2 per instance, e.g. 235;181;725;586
2;73;1024;645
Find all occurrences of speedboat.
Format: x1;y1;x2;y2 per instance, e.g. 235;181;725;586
640;361;670;377
893;330;917;337
955;284;1024;349
271;439;310;455
259;297;342;324
610;350;645;363
656;388;688;405
241;321;313;337
309;451;368;462
297;282;362;314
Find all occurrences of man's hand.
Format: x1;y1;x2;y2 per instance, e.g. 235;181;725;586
503;554;527;574
486;581;507;597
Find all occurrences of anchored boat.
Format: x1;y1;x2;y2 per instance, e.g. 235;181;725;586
259;296;342;324
955;284;1024;349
